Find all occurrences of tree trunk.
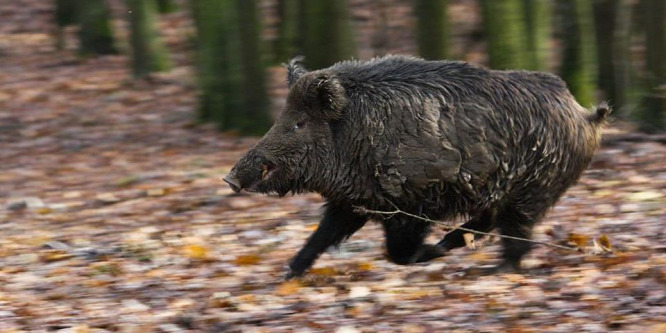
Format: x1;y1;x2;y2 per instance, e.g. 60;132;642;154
237;0;271;133
191;0;271;134
55;0;78;50
522;0;551;70
301;0;356;69
156;0;177;13
414;0;449;60
77;0;117;55
480;0;527;69
611;0;633;116
126;0;171;78
593;0;623;108
274;0;300;63
558;0;597;107
638;0;666;132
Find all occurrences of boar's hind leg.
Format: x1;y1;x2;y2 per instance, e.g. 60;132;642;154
436;209;497;251
383;217;445;265
494;205;543;272
285;203;367;279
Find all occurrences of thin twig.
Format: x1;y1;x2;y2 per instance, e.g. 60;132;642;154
353;206;577;251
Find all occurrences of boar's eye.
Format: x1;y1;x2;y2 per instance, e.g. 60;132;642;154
294;121;306;130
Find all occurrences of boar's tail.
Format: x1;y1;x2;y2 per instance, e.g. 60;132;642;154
589;102;611;125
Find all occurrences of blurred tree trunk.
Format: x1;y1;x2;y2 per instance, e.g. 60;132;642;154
593;0;626;109
301;0;356;69
638;0;666;132
55;0;78;50
480;0;527;69
156;0;177;13
237;0;271;133
126;0;171;78
78;0;117;55
274;0;300;63
191;0;271;134
558;0;597;107
611;0;632;117
522;0;551;70
414;0;449;60
191;0;241;127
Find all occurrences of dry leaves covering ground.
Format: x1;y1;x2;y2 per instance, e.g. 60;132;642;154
1;5;666;333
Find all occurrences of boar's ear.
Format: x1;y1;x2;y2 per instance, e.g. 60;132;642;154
285;56;308;88
306;74;347;121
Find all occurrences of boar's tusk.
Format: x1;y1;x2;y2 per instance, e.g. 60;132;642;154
261;164;268;180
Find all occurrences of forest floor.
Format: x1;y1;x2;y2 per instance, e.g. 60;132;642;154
1;5;666;333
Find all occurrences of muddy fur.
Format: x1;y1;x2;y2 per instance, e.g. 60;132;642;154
225;55;609;278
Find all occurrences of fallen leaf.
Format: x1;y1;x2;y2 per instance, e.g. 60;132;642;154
234;254;261;266
276;280;301;296
356;262;373;271
597;234;613;252
626;191;662;202
568;233;589;248
36;207;52;214
41;250;73;262
95;193;120;204
310;267;337;276
463;233;475;249
183;244;209;260
147;188;166;197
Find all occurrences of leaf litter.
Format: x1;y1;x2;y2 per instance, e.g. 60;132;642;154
0;2;665;331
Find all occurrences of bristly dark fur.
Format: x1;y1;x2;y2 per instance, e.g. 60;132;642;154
285;56;307;88
227;55;609;278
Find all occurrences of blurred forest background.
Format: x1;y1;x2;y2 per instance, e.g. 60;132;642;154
0;0;665;331
51;0;665;133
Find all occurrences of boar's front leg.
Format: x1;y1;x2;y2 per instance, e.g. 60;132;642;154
285;203;368;279
382;217;445;265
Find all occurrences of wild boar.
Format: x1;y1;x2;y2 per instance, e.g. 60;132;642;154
224;55;609;279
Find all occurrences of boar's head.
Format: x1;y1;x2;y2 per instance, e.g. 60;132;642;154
224;58;347;196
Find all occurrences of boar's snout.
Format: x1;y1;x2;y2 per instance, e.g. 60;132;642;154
224;149;279;193
223;174;242;193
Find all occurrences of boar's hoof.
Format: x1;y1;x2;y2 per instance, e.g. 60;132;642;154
389;244;446;265
468;260;521;276
493;259;522;274
413;244;447;263
284;266;305;281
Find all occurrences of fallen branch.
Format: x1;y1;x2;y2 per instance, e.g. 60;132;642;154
353;206;578;251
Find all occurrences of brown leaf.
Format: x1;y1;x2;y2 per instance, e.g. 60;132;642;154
310;267;337;276
356;262;374;271
276;280;301;296
147;188;167;197
567;233;589;248
182;244;209;260
36;207;52;215
463;233;475;249
597;234;613;252
41;250;73;262
234;254;261;266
